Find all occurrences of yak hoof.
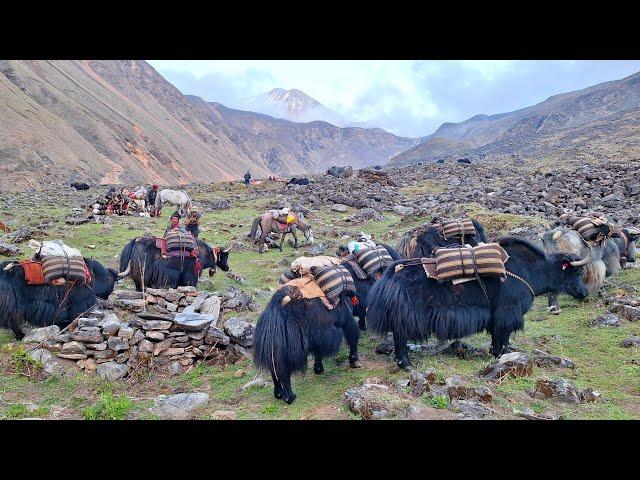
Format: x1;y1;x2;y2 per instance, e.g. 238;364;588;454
284;393;297;404
350;359;362;369
548;306;561;315
396;359;412;371
313;364;324;375
274;389;284;400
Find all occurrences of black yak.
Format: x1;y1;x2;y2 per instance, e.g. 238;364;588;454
253;288;360;404
70;182;90;190
0;258;118;339
396;219;488;259
339;243;401;331
253;246;400;403
367;237;590;369
118;237;230;291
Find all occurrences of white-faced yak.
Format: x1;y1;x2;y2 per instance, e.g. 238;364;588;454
0;258;118;339
118;237;230;291
367;237;590;370
540;228;621;314
396;219;488;259
253;247;399;404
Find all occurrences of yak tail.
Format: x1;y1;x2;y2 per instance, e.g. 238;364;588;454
249;216;261;243
253;288;308;377
366;259;409;334
119;239;136;274
0;265;24;338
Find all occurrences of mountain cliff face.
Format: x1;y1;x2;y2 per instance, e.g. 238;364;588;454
391;71;640;165
0;61;415;191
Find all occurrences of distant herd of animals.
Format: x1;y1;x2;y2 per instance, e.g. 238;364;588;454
2;184;639;405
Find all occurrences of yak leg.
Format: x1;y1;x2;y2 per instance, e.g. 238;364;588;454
342;315;362;368
393;332;412;370
490;328;515;357
547;292;561;315
278;232;285;252
271;371;284;399
290;228;298;249
258;231;266;254
313;354;324;375
281;373;297;404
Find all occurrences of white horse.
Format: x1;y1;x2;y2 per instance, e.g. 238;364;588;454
155;189;192;216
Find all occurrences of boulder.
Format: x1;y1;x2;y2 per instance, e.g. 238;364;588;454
533;378;581;404
592;313;621;327
479;352;533;381
223;317;254;347
448;400;493;419
97;361;129;381
22;325;60;343
149;393;210;420
173;312;215;331
28;348;67;377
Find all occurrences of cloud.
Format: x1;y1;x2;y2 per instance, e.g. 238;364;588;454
148;60;640;138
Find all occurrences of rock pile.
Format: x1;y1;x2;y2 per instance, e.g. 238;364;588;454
22;287;255;379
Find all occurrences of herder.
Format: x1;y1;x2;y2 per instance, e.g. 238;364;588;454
184;208;202;239
244;171;251;187
164;212;187;236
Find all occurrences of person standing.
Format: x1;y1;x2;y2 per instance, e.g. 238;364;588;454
147;184;159;216
184;208;202;239
244;171;251;187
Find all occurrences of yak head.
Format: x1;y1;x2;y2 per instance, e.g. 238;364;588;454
85;258;119;300
549;252;590;299
198;241;231;277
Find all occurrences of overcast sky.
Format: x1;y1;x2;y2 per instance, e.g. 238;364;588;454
148;60;640;138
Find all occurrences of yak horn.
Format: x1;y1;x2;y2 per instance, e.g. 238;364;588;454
3;262;15;271
570;251;592;267
117;261;131;278
281;295;291;306
222;246;231;253
552;231;562;241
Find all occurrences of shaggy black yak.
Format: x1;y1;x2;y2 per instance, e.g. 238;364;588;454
0;258;118;339
396;219;488;259
118;237;230;291
253;245;400;403
70;182;90;190
253;288;360;404
367;237;590;369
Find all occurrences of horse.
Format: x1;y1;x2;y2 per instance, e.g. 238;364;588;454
249;212;314;254
154;189;192;216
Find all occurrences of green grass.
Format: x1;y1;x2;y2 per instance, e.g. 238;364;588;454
83;391;135;420
1;177;640;419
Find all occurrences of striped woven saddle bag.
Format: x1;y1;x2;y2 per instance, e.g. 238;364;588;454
311;264;356;305
434;243;509;282
439;218;477;241
569;215;614;244
355;245;394;275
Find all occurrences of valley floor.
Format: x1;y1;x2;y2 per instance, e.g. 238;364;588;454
1;174;639;420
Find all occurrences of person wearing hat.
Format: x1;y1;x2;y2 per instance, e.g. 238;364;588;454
147;184;160;216
347;232;376;255
244;171;251;187
184;207;202;238
164;211;187;236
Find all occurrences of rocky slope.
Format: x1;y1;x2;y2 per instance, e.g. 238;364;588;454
392;71;640;165
0;61;415;191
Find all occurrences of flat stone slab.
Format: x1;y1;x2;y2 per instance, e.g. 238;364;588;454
97;361;129;381
173;312;215;331
22;325;60;343
149;393;210;420
137;312;174;322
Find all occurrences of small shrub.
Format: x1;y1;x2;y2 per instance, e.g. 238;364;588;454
424;395;451;409
261;404;279;416
83;392;134;420
11;346;43;376
5;404;30;419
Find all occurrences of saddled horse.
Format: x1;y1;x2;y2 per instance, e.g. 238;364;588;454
155;189;192;216
249;212;314;254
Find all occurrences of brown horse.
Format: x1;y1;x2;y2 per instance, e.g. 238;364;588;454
249;212;314;254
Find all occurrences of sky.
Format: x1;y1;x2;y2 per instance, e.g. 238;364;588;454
148;60;640;138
